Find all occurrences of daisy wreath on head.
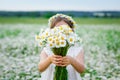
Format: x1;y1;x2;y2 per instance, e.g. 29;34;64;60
48;14;76;28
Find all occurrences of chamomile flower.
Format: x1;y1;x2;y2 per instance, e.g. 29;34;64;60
60;40;66;47
43;28;50;36
38;40;43;47
44;31;49;37
41;35;46;41
55;37;59;42
58;25;64;32
47;42;55;48
53;27;58;32
59;34;66;41
47;37;54;43
55;41;60;48
68;36;75;44
35;35;41;41
68;28;73;34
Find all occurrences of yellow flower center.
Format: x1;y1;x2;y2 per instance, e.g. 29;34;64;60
61;36;65;40
50;43;53;47
70;38;73;42
39;42;42;45
69;30;73;33
48;37;52;41
56;41;60;45
55;38;59;42
61;41;64;45
46;32;48;36
59;26;63;30
36;36;40;39
41;36;45;39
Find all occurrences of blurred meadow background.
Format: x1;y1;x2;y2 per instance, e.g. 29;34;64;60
0;0;120;80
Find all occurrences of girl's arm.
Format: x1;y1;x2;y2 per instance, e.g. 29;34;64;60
61;49;85;73
38;50;63;72
38;50;51;72
71;49;85;73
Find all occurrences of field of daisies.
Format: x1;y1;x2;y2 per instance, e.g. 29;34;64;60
0;23;120;80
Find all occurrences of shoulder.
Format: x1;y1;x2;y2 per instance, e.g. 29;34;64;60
68;44;84;57
74;43;84;53
42;47;53;55
39;49;48;61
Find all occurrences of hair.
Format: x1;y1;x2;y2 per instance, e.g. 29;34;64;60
48;14;76;31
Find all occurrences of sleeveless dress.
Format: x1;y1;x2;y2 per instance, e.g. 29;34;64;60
40;45;83;80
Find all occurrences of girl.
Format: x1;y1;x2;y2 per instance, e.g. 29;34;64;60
38;14;85;80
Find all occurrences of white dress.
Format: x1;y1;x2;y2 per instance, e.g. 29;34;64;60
40;45;83;80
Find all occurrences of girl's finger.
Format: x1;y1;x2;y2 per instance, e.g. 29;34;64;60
53;61;62;66
54;55;62;58
62;57;68;60
53;61;59;64
53;59;62;64
62;58;69;62
53;57;62;61
62;61;69;65
60;64;67;67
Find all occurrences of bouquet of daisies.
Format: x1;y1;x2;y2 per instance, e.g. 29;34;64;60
35;25;82;80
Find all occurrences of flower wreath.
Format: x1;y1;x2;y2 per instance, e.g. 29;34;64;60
48;14;76;28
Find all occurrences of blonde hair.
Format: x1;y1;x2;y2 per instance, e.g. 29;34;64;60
48;14;76;29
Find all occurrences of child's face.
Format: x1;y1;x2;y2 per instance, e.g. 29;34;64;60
55;20;69;27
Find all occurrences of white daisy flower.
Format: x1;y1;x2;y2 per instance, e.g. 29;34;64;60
38;40;43;47
47;42;55;48
68;36;75;44
60;40;66;47
58;26;64;32
53;27;59;32
35;35;41;41
68;28;73;34
47;37;54;43
59;34;66;41
55;41;60;48
41;35;46;41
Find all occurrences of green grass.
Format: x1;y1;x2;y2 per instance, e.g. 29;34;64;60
74;18;120;25
0;17;47;24
0;17;120;24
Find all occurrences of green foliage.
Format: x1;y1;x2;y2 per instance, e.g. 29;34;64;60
105;30;120;53
0;29;21;38
0;17;120;24
42;12;55;18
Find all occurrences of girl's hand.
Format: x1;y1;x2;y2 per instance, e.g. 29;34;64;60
49;54;63;66
60;55;72;67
